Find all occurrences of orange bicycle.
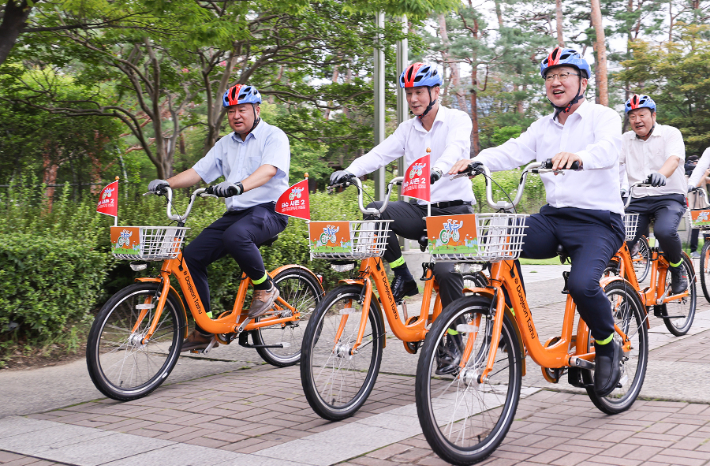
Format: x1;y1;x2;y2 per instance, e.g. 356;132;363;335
415;161;648;465
608;183;696;336
87;186;324;401
299;176;485;421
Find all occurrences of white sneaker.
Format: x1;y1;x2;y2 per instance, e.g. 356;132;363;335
691;252;700;259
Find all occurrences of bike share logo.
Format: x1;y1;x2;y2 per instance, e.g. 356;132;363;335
694;210;710;226
102;187;114;200
439;219;463;244
319;225;339;245
98;187;115;209
409;162;426;179
116;229;133;248
288;186;304;201
111;227;141;255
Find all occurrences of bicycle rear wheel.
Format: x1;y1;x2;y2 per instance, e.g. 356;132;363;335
700;242;710;303
252;267;323;367
416;296;522;465
86;283;185;401
584;280;648;415
300;285;384;421
632;236;651;282
660;253;696;336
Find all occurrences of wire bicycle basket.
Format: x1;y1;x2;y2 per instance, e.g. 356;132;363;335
623;213;639;241
110;226;189;261
308;220;393;260
425;213;528;263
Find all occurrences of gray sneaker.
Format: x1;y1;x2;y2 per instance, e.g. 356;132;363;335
691;251;700;259
248;285;279;318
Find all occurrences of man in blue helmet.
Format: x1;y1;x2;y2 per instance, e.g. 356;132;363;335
148;84;290;351
452;46;626;397
330;62;475;374
621;94;688;294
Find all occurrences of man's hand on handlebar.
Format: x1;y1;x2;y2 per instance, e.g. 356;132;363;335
148;179;170;194
210;181;244;197
646;172;667;187
430;168;443;184
550;152;583;171
329;170;355;187
448;159;484;178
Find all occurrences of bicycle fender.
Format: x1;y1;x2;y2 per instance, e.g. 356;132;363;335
337;279;386;348
134;278;189;338
269;264;326;293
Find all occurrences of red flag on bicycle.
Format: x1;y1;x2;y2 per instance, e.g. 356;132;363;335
276;179;310;220
402;154;430;202
96;180;118;218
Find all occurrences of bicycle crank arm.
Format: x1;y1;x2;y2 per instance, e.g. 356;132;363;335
240;342;291;349
569;356;595;371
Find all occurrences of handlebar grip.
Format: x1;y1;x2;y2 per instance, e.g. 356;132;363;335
205;186;215;195
540;159;581;170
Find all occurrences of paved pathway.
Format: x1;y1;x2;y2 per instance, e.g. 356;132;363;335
2;267;710;466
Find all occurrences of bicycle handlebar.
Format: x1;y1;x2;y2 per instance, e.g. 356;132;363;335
145;186;213;224
688;186;710;206
329;176;404;217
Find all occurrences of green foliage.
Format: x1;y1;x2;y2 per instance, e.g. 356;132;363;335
491;126;523;147
471;170;545;214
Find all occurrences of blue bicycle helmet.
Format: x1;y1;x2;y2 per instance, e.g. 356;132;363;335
625;94;656;114
223;84;262;107
399;63;443;88
540;47;591;79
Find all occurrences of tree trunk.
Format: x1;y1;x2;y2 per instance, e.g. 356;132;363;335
0;0;34;65
438;14;467;112
555;0;565;47
590;0;608;106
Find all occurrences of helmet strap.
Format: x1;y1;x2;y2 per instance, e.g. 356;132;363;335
250;103;261;132
419;87;436;119
550;79;584;121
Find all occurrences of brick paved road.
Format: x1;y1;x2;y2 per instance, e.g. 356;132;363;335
2;268;710;466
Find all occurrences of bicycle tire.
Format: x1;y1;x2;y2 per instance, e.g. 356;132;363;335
416;295;522;465
660;253;696;336
584;280;648;415
86;283;185;401
700;242;710;304
252;267;324;367
633;236;651;282
300;285;384;421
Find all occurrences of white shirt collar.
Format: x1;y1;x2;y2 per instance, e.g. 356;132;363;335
413;104;446;133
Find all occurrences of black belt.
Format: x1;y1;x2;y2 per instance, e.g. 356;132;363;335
431;200;472;209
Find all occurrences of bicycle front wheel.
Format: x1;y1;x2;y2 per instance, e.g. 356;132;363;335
416;296;522;465
300;285;384;421
632;236;651;282
86;283;185;401
252;267;324;367
700;241;710;303
660;253;696;336
584;280;648;415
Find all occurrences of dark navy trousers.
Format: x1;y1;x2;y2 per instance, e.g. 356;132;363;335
626;194;686;265
521;205;625;341
183;202;288;316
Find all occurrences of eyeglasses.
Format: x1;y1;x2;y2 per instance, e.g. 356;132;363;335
544;72;580;82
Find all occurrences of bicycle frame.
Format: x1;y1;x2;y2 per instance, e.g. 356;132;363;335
614;242;690;308
133;253;309;344
335;257;443;352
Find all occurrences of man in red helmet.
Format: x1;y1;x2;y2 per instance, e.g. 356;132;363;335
330;62;475;374
148;84;290;352
452;47;626;397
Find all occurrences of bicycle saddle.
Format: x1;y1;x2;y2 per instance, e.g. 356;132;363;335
556;244;569;264
419;235;428;252
258;235;279;248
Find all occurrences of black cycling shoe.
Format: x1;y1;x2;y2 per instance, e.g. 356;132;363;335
435;338;462;375
391;276;418;302
669;264;688;295
594;339;621;397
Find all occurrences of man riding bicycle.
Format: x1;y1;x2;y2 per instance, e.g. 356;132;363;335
148;84;290;352
330;62;475;374
620;94;687;294
452;47;625;397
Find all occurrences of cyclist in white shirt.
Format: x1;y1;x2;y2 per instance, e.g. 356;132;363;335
330;62;474;374
451;47;625;397
621;94;687;294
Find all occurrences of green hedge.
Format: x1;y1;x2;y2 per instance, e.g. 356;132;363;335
0;232;109;340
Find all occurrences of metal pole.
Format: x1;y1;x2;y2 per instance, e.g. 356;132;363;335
396;16;410;250
374;11;386;201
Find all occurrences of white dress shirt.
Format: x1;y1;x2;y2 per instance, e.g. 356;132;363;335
346;105;475;205
193;121;290;211
621;124;686;198
688;147;710;188
475;100;625;214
